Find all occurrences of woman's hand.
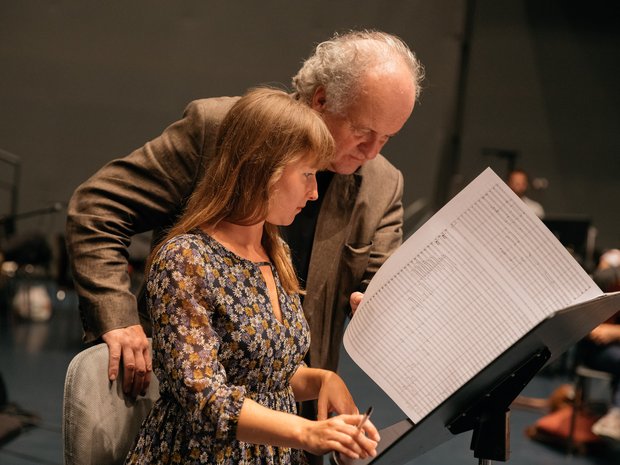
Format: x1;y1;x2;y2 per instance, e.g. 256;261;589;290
316;371;358;420
237;399;378;458
301;413;380;459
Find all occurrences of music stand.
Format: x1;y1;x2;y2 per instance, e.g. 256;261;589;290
347;292;620;465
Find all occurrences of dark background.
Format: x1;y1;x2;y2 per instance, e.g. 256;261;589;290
1;0;618;263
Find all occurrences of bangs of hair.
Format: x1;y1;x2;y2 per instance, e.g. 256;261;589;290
291;109;335;170
236;87;334;171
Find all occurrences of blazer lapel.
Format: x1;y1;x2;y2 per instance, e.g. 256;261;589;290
305;172;361;320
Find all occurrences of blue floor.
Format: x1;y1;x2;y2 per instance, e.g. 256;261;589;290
1;282;619;464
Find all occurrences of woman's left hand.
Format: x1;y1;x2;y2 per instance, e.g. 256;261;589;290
316;371;358;420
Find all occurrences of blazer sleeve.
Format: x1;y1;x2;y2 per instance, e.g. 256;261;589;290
65;98;233;342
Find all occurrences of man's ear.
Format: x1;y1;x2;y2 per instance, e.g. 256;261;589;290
310;87;327;112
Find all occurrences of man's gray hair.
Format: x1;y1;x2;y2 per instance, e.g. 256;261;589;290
292;30;424;115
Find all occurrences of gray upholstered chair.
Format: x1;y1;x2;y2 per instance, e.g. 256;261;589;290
62;341;159;465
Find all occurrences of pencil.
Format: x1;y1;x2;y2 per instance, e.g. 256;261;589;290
356;406;373;431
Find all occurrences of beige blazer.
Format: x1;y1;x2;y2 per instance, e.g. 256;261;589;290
66;97;403;372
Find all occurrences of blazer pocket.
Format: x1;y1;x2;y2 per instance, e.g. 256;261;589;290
342;242;373;284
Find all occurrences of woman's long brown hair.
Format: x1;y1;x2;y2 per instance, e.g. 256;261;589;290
148;87;334;294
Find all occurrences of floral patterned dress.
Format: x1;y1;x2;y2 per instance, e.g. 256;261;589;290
125;230;310;464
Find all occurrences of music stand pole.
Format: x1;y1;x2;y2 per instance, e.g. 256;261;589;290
449;347;550;464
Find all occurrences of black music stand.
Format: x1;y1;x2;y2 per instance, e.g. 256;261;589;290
346;292;620;465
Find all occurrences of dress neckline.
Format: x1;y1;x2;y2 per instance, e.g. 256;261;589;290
193;229;273;267
192;229;287;326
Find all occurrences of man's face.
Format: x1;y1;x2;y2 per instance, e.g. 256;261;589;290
312;67;416;175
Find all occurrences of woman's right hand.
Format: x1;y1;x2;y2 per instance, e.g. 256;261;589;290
301;413;380;460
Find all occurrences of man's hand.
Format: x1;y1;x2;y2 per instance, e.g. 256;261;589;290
101;325;152;397
349;292;364;316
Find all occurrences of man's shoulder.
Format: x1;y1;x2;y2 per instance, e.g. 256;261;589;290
358;154;402;183
183;96;241;121
189;96;241;109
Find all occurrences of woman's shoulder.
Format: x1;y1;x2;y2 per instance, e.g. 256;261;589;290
155;231;216;264
161;231;207;250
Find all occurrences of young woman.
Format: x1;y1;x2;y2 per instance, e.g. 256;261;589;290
125;88;379;464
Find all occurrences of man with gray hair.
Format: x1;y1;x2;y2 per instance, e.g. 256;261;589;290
66;29;423;433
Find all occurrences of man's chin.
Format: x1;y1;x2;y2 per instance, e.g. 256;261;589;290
329;160;364;175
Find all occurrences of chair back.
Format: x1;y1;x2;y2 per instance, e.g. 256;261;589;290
62;341;159;465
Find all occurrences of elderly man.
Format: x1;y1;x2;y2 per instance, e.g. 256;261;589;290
67;29;423;406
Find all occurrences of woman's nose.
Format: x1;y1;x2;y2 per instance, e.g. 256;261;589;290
307;178;319;201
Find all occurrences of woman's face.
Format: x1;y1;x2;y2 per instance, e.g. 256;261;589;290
267;154;319;226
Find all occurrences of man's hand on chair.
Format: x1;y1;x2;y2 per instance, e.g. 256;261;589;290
102;325;152;398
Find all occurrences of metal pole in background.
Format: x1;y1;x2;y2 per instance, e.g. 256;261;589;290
433;0;477;211
0;148;21;239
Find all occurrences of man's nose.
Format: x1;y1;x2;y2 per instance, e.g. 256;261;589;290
358;134;384;160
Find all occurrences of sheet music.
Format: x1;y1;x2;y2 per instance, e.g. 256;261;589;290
343;168;602;423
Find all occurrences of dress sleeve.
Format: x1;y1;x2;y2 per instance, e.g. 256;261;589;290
148;237;246;443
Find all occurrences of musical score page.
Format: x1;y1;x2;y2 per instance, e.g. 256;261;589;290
343;168;602;423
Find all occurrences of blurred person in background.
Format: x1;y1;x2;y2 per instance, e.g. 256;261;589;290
507;168;545;218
